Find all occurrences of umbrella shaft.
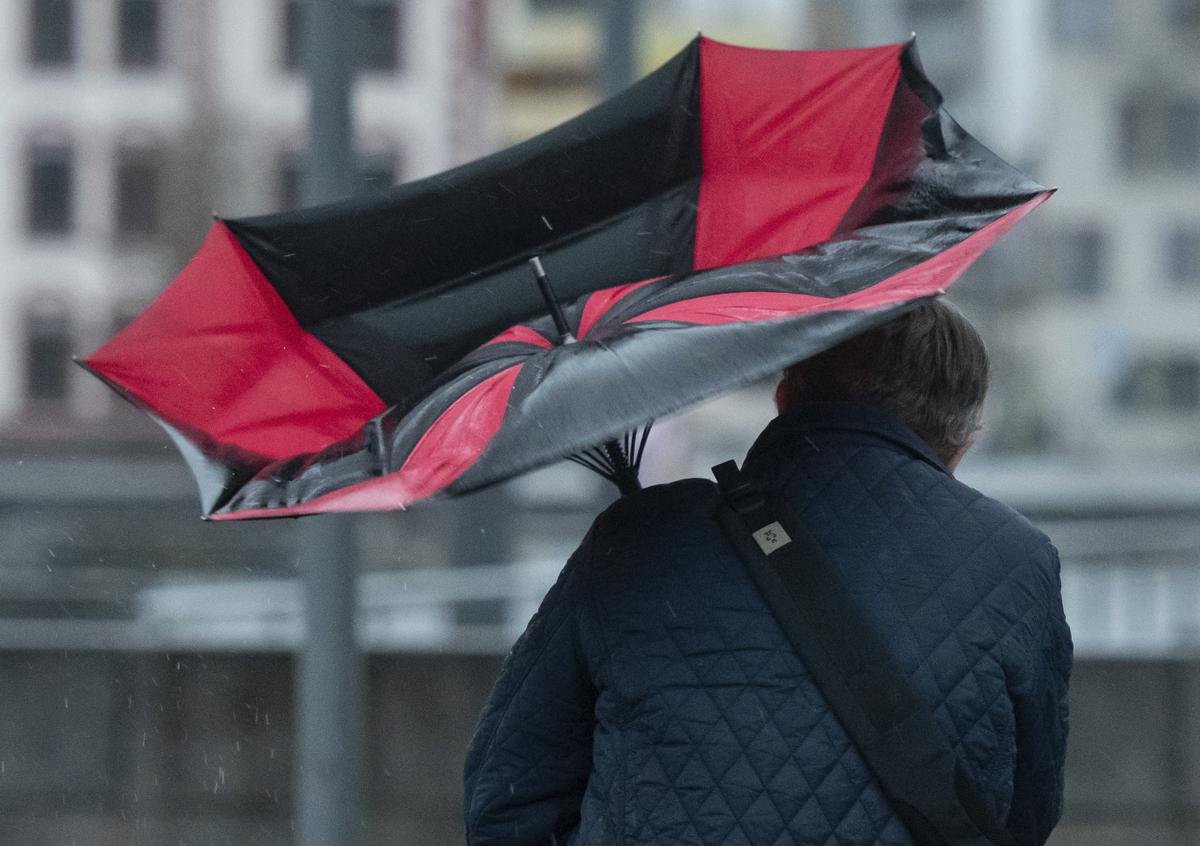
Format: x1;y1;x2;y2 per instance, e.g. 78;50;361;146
529;256;574;342
605;439;642;496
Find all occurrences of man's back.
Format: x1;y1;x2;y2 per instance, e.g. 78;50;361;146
463;404;1071;845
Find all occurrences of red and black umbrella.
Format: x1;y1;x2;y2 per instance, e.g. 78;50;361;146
83;37;1050;520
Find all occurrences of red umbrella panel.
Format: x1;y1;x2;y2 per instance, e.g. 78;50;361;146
83;37;1051;520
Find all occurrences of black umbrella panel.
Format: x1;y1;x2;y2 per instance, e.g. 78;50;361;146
83;37;1050;519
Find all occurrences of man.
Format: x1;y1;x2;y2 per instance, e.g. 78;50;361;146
464;300;1072;845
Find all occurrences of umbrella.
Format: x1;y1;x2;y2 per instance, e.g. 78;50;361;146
83;36;1050;520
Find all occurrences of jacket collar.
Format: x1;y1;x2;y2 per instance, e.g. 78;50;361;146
744;402;952;477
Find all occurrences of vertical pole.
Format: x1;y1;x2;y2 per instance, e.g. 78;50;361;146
980;0;1044;162
303;1;355;205
599;0;637;97
844;0;905;45
296;3;362;846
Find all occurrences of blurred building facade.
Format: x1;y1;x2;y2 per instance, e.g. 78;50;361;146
0;0;501;583
489;4;1200;845
495;0;1200;463
840;0;1200;463
0;0;1198;843
0;3;503;839
0;0;496;432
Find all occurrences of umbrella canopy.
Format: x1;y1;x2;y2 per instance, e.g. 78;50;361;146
83;36;1050;520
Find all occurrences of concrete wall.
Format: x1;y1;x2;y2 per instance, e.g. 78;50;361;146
0;650;505;844
0;650;1194;843
1054;660;1200;845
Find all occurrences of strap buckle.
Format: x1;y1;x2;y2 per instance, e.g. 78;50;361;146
713;461;791;555
711;460;764;516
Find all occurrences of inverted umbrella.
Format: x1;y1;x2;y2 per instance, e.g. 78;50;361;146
83;37;1050;520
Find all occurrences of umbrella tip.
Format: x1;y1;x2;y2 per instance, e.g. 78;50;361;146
529;256;546;278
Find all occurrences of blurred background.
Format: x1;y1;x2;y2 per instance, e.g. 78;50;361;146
0;0;1198;843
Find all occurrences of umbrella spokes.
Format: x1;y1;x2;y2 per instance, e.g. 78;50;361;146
568;422;652;497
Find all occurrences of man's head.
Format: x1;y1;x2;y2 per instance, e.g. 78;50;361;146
774;299;989;470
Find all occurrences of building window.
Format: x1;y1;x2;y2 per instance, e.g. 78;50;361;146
118;0;161;68
356;1;400;72
1118;97;1144;169
25;300;72;402
282;1;401;73
529;0;587;10
277;150;302;209
1053;0;1113;46
1168;0;1200;30
463;0;488;71
1167;226;1200;287
27;143;74;235
281;0;301;71
29;0;73;67
898;1;975;103
1120;91;1200;172
115;149;162;239
1053;225;1106;296
903;0;967;12
1114;353;1200;412
1165;94;1200;171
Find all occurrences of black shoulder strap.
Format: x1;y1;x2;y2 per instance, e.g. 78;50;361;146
711;460;1016;846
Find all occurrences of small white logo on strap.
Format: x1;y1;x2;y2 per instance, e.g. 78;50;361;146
752;521;791;555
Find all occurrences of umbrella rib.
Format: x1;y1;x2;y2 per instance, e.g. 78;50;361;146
634;421;653;471
578;452;609;473
568;453;617;482
567;456;596;475
585;447;616;474
568;454;608;476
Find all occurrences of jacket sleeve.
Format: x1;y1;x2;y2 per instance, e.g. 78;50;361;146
1004;542;1073;846
463;527;598;845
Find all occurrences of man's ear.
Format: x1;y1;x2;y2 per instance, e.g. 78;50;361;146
774;371;792;415
944;434;976;473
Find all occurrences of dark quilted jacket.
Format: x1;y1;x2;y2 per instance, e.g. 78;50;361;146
464;404;1072;845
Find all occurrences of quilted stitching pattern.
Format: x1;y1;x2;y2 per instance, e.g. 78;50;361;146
465;407;1070;845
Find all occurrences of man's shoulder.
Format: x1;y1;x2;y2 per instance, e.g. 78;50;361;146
582;478;726;565
938;471;1057;569
594;477;722;531
779;433;1053;551
790;440;1056;570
